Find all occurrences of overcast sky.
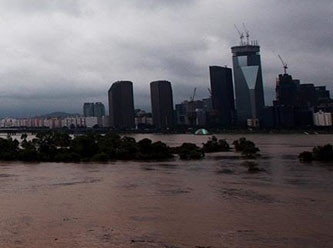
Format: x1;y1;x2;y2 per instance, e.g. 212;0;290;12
0;0;332;117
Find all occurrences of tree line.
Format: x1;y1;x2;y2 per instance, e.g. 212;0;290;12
0;132;260;162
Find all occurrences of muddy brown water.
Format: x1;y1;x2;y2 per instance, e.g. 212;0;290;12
0;134;333;247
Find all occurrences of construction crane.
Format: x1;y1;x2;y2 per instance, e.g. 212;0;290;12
242;23;250;45
188;88;197;126
234;24;244;45
278;55;288;74
207;88;212;97
190;88;197;102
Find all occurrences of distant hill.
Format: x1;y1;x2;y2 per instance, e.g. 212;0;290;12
35;112;81;118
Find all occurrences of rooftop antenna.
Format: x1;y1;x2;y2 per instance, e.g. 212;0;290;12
278;55;288;74
242;23;250;45
234;24;244;45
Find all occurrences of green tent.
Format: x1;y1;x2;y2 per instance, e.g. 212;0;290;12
194;128;209;135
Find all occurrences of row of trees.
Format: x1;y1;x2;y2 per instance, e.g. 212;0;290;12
0;132;260;162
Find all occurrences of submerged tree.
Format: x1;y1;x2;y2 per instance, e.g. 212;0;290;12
0;136;20;160
312;144;333;162
202;136;230;153
233;137;260;158
299;144;333;163
136;138;173;160
174;143;204;160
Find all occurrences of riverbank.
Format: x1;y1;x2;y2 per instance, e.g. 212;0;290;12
0;131;260;163
0;125;333;136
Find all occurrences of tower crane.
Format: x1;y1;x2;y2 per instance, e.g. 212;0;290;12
207;88;212;97
278;55;288;74
190;88;197;102
242;23;250;45
234;24;244;45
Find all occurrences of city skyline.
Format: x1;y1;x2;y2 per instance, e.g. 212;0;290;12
0;1;332;117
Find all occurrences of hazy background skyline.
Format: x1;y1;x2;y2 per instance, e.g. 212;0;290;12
0;0;332;117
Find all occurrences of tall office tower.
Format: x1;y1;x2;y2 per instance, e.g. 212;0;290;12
108;81;135;129
93;102;105;117
231;40;265;126
209;66;235;127
150;80;174;129
274;73;299;106
83;103;95;117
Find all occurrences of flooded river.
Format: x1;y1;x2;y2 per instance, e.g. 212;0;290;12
0;134;332;247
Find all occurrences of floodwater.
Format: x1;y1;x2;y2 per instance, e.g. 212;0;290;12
0;134;333;248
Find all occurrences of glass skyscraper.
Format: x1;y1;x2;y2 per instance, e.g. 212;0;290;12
231;41;265;126
209;66;235;127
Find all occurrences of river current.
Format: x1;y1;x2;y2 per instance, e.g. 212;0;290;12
0;134;332;247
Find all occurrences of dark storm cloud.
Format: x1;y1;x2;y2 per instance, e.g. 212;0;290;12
0;0;331;117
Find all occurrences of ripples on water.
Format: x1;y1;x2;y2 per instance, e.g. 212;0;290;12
0;134;332;247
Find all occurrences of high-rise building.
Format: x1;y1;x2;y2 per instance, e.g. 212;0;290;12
231;40;265;126
150;80;174;129
83;103;95;117
108;81;135;129
274;73;299;106
93;102;105;117
83;102;105;117
209;66;235;127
